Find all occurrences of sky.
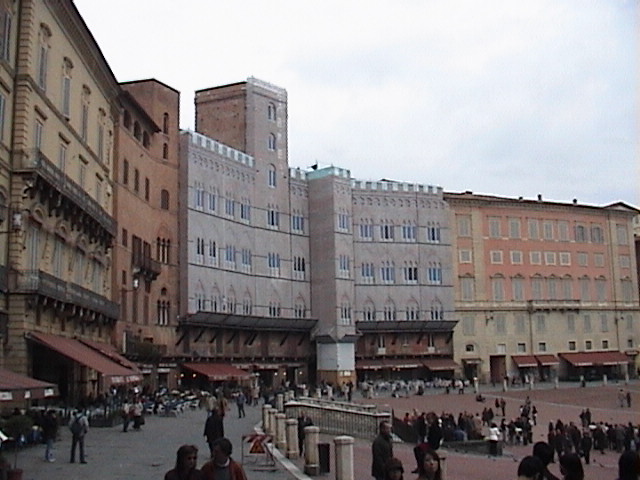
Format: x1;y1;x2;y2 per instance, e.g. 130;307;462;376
74;0;638;207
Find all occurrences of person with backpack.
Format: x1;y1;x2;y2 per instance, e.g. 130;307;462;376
68;409;89;463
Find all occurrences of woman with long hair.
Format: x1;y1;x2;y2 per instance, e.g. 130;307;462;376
164;445;203;480
415;449;442;480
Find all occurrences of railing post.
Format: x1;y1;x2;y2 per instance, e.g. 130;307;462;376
334;435;354;480
267;407;277;436
303;425;320;475
262;404;270;433
276;393;284;412
275;413;287;450
286;418;299;458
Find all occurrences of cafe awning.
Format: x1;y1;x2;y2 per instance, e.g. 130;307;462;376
560;351;629;367
0;368;58;401
356;358;422;370
511;355;538;368
423;358;459;371
535;354;559;366
27;332;142;385
182;363;251;381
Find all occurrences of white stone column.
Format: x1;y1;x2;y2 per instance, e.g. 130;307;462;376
275;413;287;450
276;393;284;412
554;377;559;389
603;374;607;386
334;435;354;480
473;377;479;394
315;387;322;398
502;378;508;392
303;426;320;475
302;386;309;397
267;407;277;436
262;404;271;433
286;418;299;458
625;372;629;385
529;377;534;390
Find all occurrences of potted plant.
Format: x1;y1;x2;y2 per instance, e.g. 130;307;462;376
2;414;34;480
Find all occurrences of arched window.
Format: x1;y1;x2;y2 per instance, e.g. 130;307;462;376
142;131;150;148
123;110;131;129
268;133;276;151
160;189;169;210
268;164;276;187
267;103;276;121
162;143;168;159
163;113;169;134
133;121;141;141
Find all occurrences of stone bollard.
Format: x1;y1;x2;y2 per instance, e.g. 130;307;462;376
262;404;271;433
304;426;320;475
302;386;309;397
603;374;607;386
502;379;508;392
554;377;559;389
276;393;284;412
286;418;299;458
267;407;278;436
284;390;293;403
334;435;354;480
625;372;629;385
275;413;287;450
473;377;479;394
529;377;534;390
315;387;322;398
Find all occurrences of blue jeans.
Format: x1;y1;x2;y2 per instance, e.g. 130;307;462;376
44;438;54;460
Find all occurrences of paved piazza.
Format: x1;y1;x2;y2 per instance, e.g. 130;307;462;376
14;381;640;480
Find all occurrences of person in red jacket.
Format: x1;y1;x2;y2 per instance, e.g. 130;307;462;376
200;438;247;480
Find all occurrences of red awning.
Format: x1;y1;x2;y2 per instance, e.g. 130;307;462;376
535;354;559;366
511;355;538;368
78;338;140;372
182;363;251;381
27;332;142;385
461;358;482;365
0;368;59;402
356;358;422;370
423;358;459;371
560;351;629;367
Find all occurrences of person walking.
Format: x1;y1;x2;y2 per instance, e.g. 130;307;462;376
164;444;203;480
68;409;89;464
297;411;313;456
201;437;248;480
372;420;393;480
41;409;58;462
235;391;246;418
580;430;592;465
204;408;224;456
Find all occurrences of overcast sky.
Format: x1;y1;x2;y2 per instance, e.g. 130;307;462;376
74;0;638;207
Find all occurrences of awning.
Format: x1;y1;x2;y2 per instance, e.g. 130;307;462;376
78;338;140;372
535;354;559;366
182;363;251;381
511;355;538;368
27;332;143;385
560;351;629;367
0;368;59;401
356;358;422;370
423;358;459;371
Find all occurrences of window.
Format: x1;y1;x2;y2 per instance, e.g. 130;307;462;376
224;245;236;269
293;256;305;280
567;314;575;333
531;276;543;300
465;343;475;352
426;224;441;243
337;212;350;232
459;249;472;263
562;277;573;300
339;301;352;325
381;261;395;284
515;314;526;334
591;225;604;243
595;277;606;302
267;102;276;121
359;220;373;240
491;276;504;301
241;248;252;272
268;133;276;151
402;222;417;241
427;263;442;285
495;314;506;334
338;254;350;278
240;201;251;222
81;86;90;141
460;277;475;301
462;316;475;335
160;190;170;210
621;278;633;303
512;277;524;301
619;255;631;269
558;221;569;241
430;301;443;320
97;109;105;161
544;252;556;265
267;252;281;276
535;314;546;333
490;250;503;264
602;339;609;349
530;251;541;265
225;198;235;217
361;263;375;284
134;168;140;193
37;25;51;90
600;314;608;332
537;342;547;352
405;304;419;321
585;340;592;350
403;264;418;284
546;277;558;300
577;252;588;267
616;224;629;245
268;164;277;187
510;250;522;264
0;91;5;141
528;219;539;240
0;9;11;62
35;117;44;149
583;314;592;333
496;343;507;354
266;206;279;228
58;140;68;172
509;218;521;238
457;215;471;236
363;302;376;321
543;221;554;240
144;178;150;201
384;301;397;321
568;341;576;351
559;252;571;266
594;253;604;267
61;58;72;118
163;143;169;159
575;225;588;243
380;221;394;241
207;190;216;211
517;343;526;353
489;217;501;238
292;213;305;233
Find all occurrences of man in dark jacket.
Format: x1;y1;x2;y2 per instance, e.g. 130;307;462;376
371;420;393;480
532;441;561;480
42;409;58;462
580;430;592;465
297;411;313;456
203;409;224;455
